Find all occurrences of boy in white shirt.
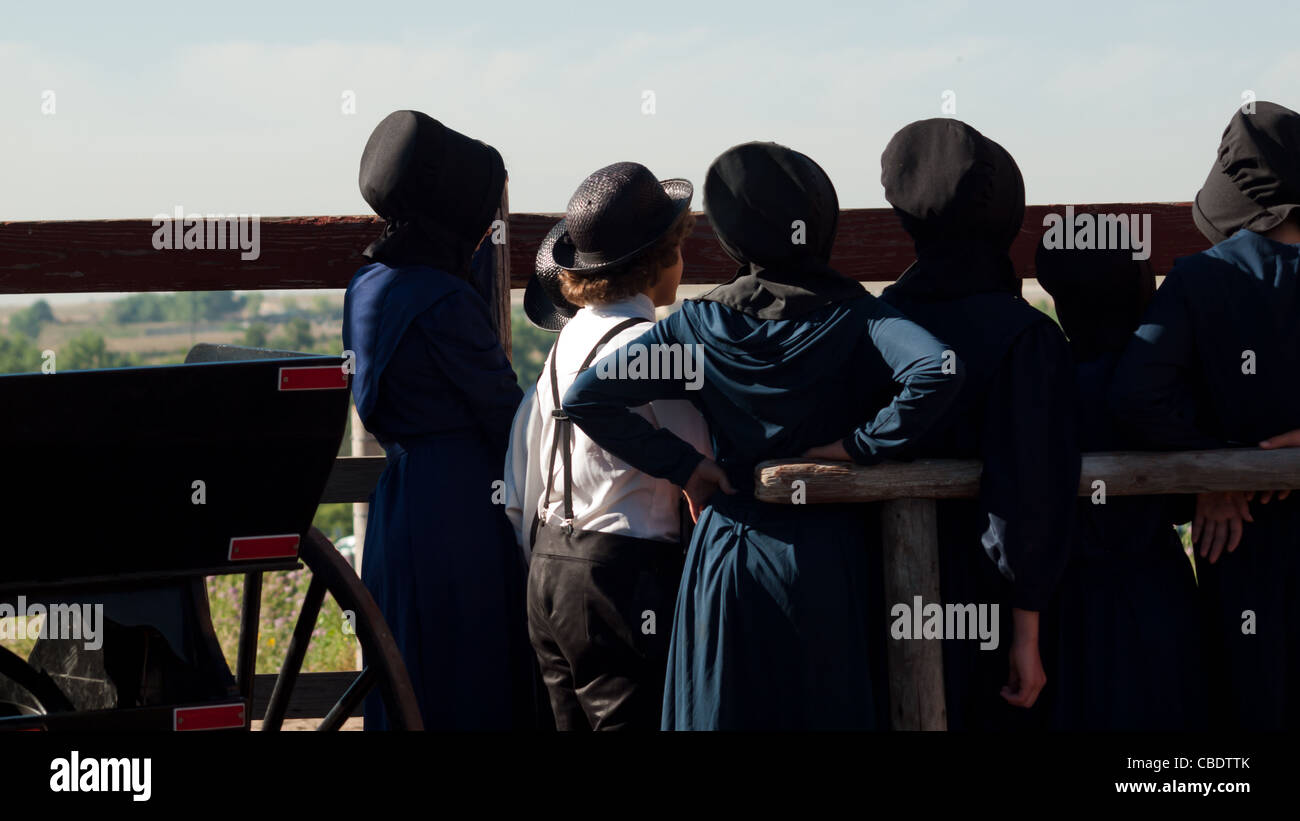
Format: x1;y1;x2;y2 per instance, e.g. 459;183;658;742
503;219;579;562
505;162;712;730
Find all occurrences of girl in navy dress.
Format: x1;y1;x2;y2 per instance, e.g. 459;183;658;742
1036;245;1207;730
876;119;1080;729
563;142;965;729
343;110;537;730
1110;102;1300;729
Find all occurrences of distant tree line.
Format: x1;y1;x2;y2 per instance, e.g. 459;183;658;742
7;298;54;339
0;291;338;376
0;330;136;373
109;291;245;324
243;317;318;353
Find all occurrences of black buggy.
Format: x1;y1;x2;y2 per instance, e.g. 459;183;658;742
0;344;421;730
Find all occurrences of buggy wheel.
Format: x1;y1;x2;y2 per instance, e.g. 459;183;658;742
238;527;421;731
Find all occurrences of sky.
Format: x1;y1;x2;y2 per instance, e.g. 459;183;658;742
3;0;1298;223
0;1;1297;305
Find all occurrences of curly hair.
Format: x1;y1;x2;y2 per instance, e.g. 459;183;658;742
559;210;695;306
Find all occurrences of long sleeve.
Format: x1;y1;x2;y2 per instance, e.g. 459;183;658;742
420;290;524;464
563;314;706;489
841;305;966;464
503;384;543;560
1108;274;1226;451
980;322;1080;612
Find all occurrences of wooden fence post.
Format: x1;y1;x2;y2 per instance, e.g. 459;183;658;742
495;186;512;356
879;497;947;730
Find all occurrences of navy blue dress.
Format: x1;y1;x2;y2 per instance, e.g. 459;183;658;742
1110;229;1300;730
1050;351;1206;730
343;261;533;730
879;288;1080;731
563;294;964;729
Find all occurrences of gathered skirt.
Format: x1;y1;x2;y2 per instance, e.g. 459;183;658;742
662;496;878;730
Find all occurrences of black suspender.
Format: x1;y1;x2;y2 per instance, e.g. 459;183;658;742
542;317;652;535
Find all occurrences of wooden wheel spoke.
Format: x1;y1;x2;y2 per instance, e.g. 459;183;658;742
260;574;327;731
316;667;375;732
248;529;420;730
236;571;263;702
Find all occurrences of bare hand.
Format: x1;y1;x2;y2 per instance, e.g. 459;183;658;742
682;458;735;523
1254;430;1300;503
1193;491;1253;563
1000;609;1046;709
1260;429;1300;449
802;440;852;461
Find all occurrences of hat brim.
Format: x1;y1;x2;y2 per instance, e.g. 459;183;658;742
551;178;693;274
524;274;573;331
524;219;580;332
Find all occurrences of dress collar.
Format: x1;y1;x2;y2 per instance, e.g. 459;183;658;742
583;293;656;322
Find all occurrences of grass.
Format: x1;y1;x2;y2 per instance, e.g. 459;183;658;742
205;568;360;675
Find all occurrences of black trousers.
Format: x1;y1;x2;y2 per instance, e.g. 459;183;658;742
526;524;683;731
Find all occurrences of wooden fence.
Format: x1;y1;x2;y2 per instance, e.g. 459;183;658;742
0;203;1201;293
8;202;1298;728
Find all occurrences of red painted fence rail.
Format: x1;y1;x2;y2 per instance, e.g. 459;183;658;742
0;204;1204;295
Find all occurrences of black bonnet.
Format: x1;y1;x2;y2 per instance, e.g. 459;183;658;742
696;142;864;320
704;141;840;267
1036;244;1155;361
358;110;506;275
881;118;1024;251
1193;101;1300;244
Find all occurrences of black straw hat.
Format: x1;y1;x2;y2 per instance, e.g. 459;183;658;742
551;162;692;275
524;219;580;331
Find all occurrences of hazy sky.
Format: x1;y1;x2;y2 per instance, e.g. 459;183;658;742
3;0;1297;225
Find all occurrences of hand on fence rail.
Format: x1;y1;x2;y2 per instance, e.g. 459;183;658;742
1190;430;1300;563
1257;428;1300;503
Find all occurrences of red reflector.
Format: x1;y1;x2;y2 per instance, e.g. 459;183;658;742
174;703;246;731
228;534;300;561
278;365;348;391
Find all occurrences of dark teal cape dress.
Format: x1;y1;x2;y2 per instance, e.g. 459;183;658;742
564;294;963;729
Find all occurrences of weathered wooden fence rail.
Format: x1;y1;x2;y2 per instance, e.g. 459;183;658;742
749;448;1300;730
0;203;1202;293
753;448;1300;502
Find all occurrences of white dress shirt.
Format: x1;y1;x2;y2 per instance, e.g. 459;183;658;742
504;294;712;553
